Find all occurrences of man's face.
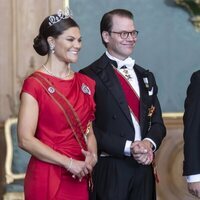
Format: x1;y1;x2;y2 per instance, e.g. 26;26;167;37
103;15;137;60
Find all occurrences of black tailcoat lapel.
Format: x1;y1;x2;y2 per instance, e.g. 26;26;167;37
134;65;149;137
91;54;134;128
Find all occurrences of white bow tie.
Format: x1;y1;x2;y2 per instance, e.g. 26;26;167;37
117;57;135;69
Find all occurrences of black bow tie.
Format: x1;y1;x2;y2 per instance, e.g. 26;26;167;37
120;65;127;69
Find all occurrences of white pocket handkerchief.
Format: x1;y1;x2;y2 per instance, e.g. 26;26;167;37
148;87;153;96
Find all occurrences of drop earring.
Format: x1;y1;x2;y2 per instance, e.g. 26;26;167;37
49;44;55;54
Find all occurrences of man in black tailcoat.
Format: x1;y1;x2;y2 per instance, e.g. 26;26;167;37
80;9;166;200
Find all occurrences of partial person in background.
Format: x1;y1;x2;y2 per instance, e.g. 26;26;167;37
80;8;166;200
17;8;97;200
183;70;200;198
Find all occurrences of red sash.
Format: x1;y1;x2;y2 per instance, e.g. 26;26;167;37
31;72;87;150
114;69;140;122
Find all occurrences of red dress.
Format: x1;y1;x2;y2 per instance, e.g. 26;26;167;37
21;72;96;200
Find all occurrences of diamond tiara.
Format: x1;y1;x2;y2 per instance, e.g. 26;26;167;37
48;7;73;26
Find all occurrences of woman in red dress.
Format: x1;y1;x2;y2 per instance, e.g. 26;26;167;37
17;8;97;200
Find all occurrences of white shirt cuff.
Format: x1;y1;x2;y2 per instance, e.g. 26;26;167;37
186;174;200;183
143;138;157;152
124;140;132;156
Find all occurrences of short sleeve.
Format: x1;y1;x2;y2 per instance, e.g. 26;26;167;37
20;75;41;102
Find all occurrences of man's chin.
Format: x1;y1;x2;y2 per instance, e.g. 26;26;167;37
123;50;134;57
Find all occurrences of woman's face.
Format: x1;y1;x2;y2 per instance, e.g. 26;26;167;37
53;27;82;63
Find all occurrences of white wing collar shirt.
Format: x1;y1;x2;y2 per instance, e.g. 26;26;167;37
106;51;156;156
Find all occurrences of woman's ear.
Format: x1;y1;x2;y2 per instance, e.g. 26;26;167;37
47;36;56;53
47;36;55;46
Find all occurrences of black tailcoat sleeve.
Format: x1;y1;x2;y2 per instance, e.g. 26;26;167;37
183;70;200;176
80;53;166;158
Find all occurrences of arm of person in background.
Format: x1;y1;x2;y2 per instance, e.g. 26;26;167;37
183;71;200;198
18;92;86;179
